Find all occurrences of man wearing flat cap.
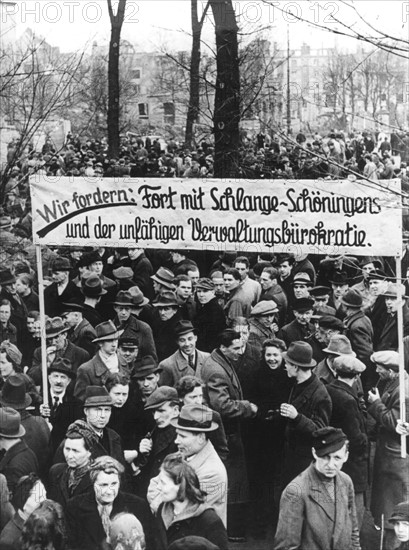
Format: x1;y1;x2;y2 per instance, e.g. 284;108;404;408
74;321;129;401
151;291;183;361
278;297;315;347
274;427;361;550
158;321;210;387
368;350;409;548
247;300;279;354
327;356;368;526
194;278;226;353
279;341;332;485
389;501;409;549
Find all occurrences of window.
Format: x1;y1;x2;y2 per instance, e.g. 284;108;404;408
163;102;175;125
138;103;148;117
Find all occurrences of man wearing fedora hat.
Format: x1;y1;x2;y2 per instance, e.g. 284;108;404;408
158;321;210;387
274;427;360;550
327;271;350;316
61;300;97;356
0;407;39;495
125;247;154;300
279;341;332;485
368;351;409;548
112;290;157;361
0;374;50;476
30;316;89;385
151;291;183;361
81;273;106;328
74;321;129;401
147;404;227;526
342;289;374;383
39;358;83;455
44;256;83;317
327;356;368;527
82;250;117;320
375;282;409;352
194;278;226;353
278;297;315;347
151;266;176;296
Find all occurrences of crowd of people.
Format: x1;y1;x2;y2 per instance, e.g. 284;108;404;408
0;241;409;550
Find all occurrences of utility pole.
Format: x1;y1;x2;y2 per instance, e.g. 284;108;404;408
286;23;291;135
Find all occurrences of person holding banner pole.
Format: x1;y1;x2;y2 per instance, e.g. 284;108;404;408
35;244;49;408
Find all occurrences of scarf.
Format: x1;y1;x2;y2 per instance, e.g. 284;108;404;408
67;462;90;494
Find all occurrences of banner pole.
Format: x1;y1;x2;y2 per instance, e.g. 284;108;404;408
396;255;407;458
35;244;49;407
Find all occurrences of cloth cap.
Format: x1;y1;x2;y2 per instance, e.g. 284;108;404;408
250;300;278;316
83;386;113;408
82;251;102;266
118;337;139;349
341;289;363;308
333;355;366;375
195;278;215;291
0;374;32;409
323;334;356;356
318;316;344;331
51;256;71;272
381;282;406;298
152;291;179;308
112;267;134;280
174;320;196;338
292;297;315;312
92;320;123;342
389;502;409;523
312;427;347;457
0;407;25;438
49;357;75;378
370;350;399;371
171;404;218;432
310;286;331;298
0;341;22;366
61;299;84;313
144;386;178;409
132;356;160;379
282;341;316;368
45;317;70;338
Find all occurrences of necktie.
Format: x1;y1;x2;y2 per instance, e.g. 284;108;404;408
52;395;60;414
188;353;195;369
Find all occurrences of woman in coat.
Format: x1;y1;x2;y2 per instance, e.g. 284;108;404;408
155;453;228;550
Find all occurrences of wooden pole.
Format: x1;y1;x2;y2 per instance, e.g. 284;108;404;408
35;244;49;407
396;255;407;457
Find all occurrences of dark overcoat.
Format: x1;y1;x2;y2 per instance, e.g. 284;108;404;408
47;462;93;509
194;297;226;353
0;439;39;495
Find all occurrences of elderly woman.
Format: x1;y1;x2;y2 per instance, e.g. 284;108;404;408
66;456;154;550
368;350;409;550
156;453;228;550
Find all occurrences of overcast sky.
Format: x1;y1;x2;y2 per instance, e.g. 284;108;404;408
7;0;409;53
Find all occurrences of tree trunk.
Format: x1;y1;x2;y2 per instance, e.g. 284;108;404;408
185;0;202;150
107;0;127;159
209;0;240;178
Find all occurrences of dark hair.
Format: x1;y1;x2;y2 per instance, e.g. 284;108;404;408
11;474;40;511
105;372;130;392
224;268;241;281
176;375;203;399
20;499;66;550
0;299;12;309
262;266;278;280
161;453;206;504
263;338;287;352
219;329;241;347
174;274;191;287
27;311;40;320
234;256;249;269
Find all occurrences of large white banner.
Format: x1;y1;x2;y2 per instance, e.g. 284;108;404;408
30;176;402;256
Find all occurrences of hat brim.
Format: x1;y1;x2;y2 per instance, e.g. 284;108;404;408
0;393;32;410
81;287;108;296
112;301;134;307
322;348;356;357
84;400;113;408
175;328;197;337
92;328;124;342
144;399;169;410
132;297;149;307
170;418;219;432
282;352;316;368
46;326;70;338
152;301;180;308
341;299;361;308
132;367;161;379
48;367;75;379
0;424;26;438
0;277;16;285
389;514;409;523
151;275;175;289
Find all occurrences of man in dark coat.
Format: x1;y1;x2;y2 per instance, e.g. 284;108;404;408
375;282;409;351
278;297;315;347
62;300;97;356
0;407;39;495
150;291;183;362
0;374;50;477
198;329;258;541
194;278;226;353
327;355;368;527
279;341;332;486
66;455;155;550
125;247;154;300
44;256;83;317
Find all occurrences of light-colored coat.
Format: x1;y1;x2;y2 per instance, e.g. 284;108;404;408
274;463;361;550
158;349;210;387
